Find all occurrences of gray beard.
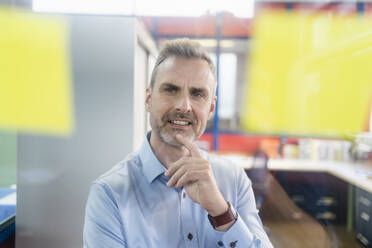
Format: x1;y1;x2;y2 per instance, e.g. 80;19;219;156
149;111;201;148
157;126;184;148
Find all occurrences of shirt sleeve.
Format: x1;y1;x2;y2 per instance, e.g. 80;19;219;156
83;182;126;248
218;166;273;248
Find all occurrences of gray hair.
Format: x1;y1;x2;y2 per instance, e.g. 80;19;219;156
149;38;217;89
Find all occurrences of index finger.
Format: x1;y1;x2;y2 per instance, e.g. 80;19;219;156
175;134;202;158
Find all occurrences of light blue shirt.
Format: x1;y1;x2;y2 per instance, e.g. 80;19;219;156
83;133;273;248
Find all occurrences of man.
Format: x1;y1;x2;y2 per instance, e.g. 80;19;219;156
83;38;273;248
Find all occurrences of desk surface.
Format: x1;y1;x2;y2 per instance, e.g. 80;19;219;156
0;188;16;224
0;188;16;243
224;155;372;194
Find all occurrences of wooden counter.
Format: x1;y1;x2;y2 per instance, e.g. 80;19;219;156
224;156;372;194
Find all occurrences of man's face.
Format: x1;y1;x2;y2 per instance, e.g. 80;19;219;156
146;56;216;147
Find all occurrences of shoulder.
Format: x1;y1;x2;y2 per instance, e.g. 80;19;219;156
207;152;243;175
92;151;141;198
204;152;247;185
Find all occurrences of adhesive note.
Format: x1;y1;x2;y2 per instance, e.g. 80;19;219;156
0;8;73;135
242;10;372;137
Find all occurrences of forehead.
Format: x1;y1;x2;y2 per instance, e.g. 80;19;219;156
154;56;216;91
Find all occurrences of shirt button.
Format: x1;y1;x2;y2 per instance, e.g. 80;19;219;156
218;241;224;246
183;192;186;198
229;241;237;247
187;233;193;240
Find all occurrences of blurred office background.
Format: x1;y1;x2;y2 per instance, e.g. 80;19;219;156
1;0;372;247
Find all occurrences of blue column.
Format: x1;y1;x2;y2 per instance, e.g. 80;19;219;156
286;2;293;11
357;2;365;17
212;13;222;151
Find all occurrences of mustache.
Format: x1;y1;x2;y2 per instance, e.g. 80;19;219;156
162;111;196;123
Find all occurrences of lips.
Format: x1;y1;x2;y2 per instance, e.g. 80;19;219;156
168;119;192;126
164;112;195;127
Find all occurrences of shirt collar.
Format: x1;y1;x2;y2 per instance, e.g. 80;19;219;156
139;132;167;184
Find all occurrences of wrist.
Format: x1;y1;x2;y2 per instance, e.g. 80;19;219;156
208;201;237;230
207;200;229;217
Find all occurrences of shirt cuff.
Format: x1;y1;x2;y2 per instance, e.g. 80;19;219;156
214;206;261;248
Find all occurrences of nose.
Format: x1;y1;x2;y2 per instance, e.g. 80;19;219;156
175;94;191;112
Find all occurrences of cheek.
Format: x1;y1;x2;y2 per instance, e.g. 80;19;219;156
152;101;171;116
194;106;211;123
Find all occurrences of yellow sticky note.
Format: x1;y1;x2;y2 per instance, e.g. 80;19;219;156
242;10;372;137
0;8;73;135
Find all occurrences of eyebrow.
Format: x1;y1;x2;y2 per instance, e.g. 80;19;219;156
160;83;180;90
159;82;209;96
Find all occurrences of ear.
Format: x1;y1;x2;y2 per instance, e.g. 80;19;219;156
145;87;152;112
207;96;217;120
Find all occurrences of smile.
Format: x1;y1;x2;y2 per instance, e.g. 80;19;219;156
168;120;192;126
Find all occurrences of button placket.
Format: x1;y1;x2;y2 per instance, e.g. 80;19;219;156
180;189;198;247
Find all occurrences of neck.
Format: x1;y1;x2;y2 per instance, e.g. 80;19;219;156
149;131;189;169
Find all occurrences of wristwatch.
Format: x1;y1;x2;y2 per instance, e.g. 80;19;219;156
208;201;237;229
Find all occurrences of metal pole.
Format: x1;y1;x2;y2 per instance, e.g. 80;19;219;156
213;13;222;151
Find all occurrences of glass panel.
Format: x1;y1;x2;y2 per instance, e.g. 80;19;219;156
0;130;17;188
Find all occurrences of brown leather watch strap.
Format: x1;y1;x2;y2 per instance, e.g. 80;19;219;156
208;201;237;229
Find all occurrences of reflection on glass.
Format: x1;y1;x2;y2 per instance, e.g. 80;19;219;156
0;130;17;188
198;2;372;248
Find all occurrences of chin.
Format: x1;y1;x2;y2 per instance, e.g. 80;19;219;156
160;134;182;148
160;130;193;147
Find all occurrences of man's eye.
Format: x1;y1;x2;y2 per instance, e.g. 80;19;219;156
193;92;203;98
165;87;176;93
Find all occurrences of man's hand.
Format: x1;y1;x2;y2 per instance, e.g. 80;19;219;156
164;134;228;217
